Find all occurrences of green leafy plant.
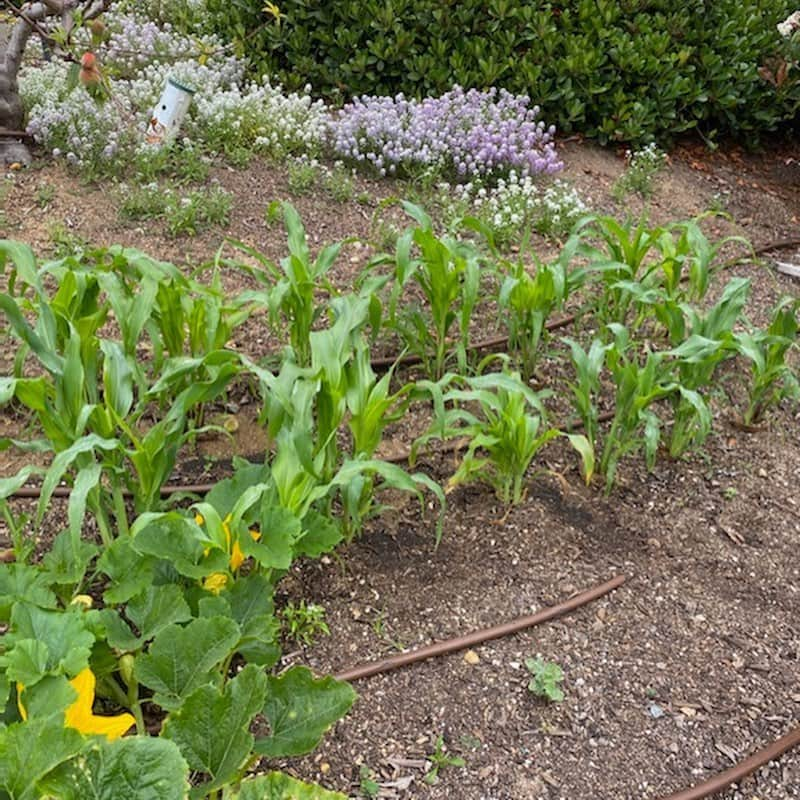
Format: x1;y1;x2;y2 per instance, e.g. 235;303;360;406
612;144;667;201
423;736;465;786
287;157;320;196
229;202;341;367
358;765;380;798
498;240;586;378
280;600;330;647
525;657;565;702
415;369;592;504
212;0;800;144
0;485;356;799
385;202;481;379
735;297;800;424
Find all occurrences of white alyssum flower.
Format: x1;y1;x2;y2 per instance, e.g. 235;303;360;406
778;11;800;37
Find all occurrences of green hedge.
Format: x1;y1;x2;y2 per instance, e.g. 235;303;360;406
208;0;800;144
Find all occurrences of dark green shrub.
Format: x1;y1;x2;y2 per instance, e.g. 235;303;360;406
206;0;800;143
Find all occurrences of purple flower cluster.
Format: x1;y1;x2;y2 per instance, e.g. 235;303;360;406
328;85;563;180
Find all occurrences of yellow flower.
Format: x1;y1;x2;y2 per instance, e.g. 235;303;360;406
17;669;135;740
71;594;93;609
194;513;204;525
64;669;135;740
230;529;262;573
229;540;246;572
203;572;228;594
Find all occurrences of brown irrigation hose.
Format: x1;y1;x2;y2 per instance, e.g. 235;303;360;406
656;724;800;800
333;573;626;682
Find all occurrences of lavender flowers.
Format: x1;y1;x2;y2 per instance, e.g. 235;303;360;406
329;85;563;181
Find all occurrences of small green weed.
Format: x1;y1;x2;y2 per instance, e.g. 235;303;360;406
280;599;331;647
613;144;667;201
323;162;355;202
133;141;211;184
287;157;320;196
358;765;380;798
36;182;55;209
525;657;565;702
120;183;233;236
48;222;89;258
423;736;465;785
165;185;232;236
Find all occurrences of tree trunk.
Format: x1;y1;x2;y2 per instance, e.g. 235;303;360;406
0;14;36;165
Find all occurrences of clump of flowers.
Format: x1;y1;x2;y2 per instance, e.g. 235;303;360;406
19;9;326;175
434;173;588;244
329;85;563;180
612;142;667;201
778;11;800;37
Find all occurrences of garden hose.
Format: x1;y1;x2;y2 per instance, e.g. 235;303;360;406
333;574;626;682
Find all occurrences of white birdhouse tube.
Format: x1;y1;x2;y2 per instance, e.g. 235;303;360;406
145;77;195;145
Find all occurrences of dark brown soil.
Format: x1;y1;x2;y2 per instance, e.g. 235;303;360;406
1;137;799;800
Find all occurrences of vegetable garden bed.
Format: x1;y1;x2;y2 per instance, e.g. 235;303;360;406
1;137;798;800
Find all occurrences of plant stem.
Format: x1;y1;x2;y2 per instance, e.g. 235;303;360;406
112;480;129;537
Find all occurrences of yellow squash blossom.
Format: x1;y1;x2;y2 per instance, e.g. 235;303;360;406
203;572;228;594
17;669;134;740
195;512;262;575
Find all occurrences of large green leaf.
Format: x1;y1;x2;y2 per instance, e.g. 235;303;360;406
254;667;356;758
126;584;192;644
0;564;57;622
41;530;97;587
132;514;228;579
39;736;189;800
97;538;156;605
0;717;83;800
241;507;300;571
163;664;267;797
5;604;94;687
133;616;240;711
235;772;347;800
225;574;280;668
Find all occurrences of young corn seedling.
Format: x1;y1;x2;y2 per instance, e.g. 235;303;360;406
228;202;342;367
498;242;587;379
563;337;610;480
600;324;677;492
386;202;481;379
415;370;591;505
576;214;662;327
735;298;800;425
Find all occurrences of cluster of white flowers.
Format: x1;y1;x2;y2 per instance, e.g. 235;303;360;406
192;80;327;157
440;172;589;242
19;62;135;171
778;11;800;37
18;8;326;173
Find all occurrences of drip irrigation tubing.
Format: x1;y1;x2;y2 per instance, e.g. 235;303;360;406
655;724;800;800
333;574;626;682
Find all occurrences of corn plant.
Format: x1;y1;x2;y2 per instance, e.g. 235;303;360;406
229;202;343;367
576;215;662;326
0;242;252;543
414;370;592;505
564;337;610;462
498;240;587;378
386;202;481;379
735;298;800;425
599;325;677;492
